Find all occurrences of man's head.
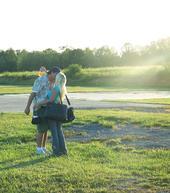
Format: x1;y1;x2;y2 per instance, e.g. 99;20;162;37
47;67;61;81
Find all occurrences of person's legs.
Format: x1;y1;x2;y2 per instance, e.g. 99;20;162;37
36;122;48;154
42;131;48;150
48;120;60;155
36;131;45;154
57;122;68;155
36;132;43;147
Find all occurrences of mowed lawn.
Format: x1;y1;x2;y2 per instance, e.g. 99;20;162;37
0;110;170;193
112;98;170;105
0;85;117;94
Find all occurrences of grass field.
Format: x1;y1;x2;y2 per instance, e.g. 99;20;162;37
0;109;170;193
0;65;170;95
1;65;170;90
105;98;170;105
0;85;119;94
1;85;167;95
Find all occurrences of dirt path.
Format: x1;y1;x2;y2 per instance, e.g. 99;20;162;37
65;123;170;149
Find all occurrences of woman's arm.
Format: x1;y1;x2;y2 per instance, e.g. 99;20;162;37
49;89;57;103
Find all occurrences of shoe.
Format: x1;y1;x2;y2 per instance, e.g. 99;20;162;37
42;147;47;153
58;152;68;158
61;152;68;156
49;152;63;157
61;151;68;156
43;148;52;156
36;148;46;155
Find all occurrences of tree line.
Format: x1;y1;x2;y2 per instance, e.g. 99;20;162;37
0;37;170;72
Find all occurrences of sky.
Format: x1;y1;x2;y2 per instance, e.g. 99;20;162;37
0;0;170;51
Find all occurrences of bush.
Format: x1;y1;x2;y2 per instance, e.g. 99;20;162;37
65;64;82;78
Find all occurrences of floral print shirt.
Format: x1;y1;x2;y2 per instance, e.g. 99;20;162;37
32;75;49;104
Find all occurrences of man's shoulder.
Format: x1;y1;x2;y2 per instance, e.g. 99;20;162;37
35;75;48;83
39;75;48;81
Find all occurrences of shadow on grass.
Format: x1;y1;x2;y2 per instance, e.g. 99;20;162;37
0;156;49;171
0;136;34;144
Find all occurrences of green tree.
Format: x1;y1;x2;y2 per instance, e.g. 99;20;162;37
0;49;17;72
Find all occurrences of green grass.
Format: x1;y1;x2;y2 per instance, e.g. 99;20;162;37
83;65;162;76
111;98;170;105
0;85;118;94
1;85;167;95
77;65;170;89
72;109;170;128
0;111;170;192
0;85;32;94
0;71;36;85
1;65;170;89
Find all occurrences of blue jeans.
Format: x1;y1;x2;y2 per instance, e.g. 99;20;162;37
48;120;67;156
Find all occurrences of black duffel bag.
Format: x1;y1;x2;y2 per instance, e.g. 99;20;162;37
34;94;75;123
37;103;68;122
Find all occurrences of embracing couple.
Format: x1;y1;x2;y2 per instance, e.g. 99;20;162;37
24;67;67;157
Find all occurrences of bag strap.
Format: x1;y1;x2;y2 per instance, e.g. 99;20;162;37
65;94;71;106
58;90;71;106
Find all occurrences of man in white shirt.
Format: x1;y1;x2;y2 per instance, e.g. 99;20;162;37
24;67;60;154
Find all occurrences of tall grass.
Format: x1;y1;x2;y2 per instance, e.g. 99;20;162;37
0;65;170;89
0;71;37;85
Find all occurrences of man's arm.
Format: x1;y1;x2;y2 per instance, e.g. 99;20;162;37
24;92;36;115
34;88;58;109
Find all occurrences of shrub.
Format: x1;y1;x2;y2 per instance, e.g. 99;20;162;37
65;64;82;78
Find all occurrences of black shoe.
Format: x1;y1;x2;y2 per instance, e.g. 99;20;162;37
48;152;60;157
50;151;68;158
60;152;69;158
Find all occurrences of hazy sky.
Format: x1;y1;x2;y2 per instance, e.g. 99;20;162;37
0;0;170;51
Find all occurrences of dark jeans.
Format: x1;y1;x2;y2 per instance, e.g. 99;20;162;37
48;120;67;156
